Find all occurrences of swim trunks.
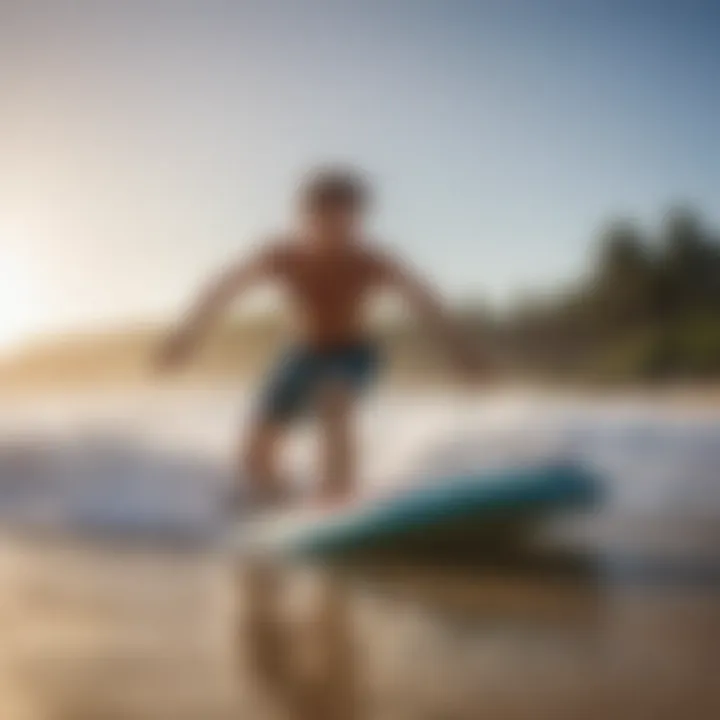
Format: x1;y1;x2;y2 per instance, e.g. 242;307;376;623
255;343;379;423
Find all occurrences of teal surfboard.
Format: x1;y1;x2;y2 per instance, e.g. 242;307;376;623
238;461;602;559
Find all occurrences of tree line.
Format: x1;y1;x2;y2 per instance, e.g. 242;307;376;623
492;207;720;382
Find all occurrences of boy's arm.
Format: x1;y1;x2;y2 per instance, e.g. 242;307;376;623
374;252;487;379
157;248;279;370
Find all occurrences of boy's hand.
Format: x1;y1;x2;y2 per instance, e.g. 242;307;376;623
154;330;195;373
454;347;501;386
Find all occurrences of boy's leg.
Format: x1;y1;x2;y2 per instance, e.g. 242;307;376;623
237;347;314;508
241;419;287;504
316;344;377;503
317;381;356;502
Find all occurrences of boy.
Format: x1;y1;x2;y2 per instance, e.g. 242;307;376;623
158;167;485;510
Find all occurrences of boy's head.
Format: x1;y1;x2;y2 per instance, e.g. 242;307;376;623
298;166;371;243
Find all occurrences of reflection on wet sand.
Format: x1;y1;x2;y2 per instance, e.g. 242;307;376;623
238;561;358;720
0;534;718;719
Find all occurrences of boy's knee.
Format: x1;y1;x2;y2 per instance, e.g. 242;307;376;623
244;447;267;481
319;382;352;422
242;426;277;476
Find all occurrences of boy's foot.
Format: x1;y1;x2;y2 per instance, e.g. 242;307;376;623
317;486;355;509
221;484;297;519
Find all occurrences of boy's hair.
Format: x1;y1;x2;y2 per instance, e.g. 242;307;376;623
299;166;371;211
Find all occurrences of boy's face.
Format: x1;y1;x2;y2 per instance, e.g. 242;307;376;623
303;201;363;244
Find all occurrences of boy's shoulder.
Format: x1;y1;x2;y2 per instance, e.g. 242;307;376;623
357;239;404;271
242;234;398;276
250;233;299;270
263;232;296;253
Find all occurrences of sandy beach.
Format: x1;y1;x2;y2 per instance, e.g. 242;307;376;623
0;531;718;720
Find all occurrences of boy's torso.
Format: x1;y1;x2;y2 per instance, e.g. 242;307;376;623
270;238;385;351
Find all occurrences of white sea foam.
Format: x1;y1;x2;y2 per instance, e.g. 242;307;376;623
0;387;719;536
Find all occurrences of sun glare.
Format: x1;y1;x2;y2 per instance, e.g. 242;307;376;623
0;246;34;352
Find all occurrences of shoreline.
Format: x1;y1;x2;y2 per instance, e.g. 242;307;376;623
1;376;720;408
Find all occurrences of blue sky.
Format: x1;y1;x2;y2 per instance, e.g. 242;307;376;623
1;0;719;344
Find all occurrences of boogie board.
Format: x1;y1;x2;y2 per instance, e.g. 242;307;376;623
233;461;602;560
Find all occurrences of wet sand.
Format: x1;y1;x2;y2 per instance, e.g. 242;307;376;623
0;534;718;720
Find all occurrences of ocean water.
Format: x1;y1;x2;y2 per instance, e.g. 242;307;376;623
0;386;719;550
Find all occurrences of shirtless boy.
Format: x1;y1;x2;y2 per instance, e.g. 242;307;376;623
158;167;485;510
